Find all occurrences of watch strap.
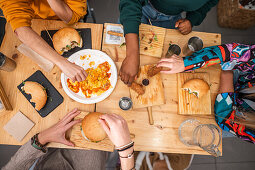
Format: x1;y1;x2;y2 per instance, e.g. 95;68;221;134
31;133;47;153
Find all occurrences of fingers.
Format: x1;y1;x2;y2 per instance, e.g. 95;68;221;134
100;114;116;126
82;70;88;77
64;119;81;131
127;76;135;87
157;62;173;69
75;74;82;82
111;113;125;120
61;139;75;147
61;108;78;122
71;77;76;83
63;110;81;125
98;119;110;135
79;70;87;81
123;74;129;85
160;70;174;74
158;58;174;63
175;19;183;28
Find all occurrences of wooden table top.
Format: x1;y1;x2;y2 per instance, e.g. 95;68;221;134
0;21;222;155
0;19;103;148
98;23;222;155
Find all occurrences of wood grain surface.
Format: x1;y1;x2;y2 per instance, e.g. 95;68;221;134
70;112;114;152
0;21;222;155
178;73;211;115
0;19;103;149
130;65;165;109
98;25;222;155
139;24;166;58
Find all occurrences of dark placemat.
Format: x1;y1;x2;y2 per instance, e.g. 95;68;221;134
41;28;92;58
0;17;6;47
17;70;63;117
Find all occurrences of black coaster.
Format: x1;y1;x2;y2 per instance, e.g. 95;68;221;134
41;28;92;58
17;70;64;117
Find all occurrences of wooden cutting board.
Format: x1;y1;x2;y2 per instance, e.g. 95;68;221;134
139;24;166;58
130;65;165;109
177;73;211;115
70;112;114;152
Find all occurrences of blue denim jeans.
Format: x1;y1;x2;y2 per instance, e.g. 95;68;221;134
141;2;182;29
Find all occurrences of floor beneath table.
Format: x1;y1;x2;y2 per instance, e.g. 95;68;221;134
1;0;255;169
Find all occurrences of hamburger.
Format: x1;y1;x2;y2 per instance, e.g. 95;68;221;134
81;112;107;142
23;81;47;110
52;27;82;55
182;79;209;98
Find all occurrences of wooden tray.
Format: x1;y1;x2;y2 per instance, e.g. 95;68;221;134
70;112;114;152
177;73;211;115
130;65;165;109
139;24;166;58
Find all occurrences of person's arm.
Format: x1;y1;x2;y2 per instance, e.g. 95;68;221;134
2;141;47;170
219;70;234;93
120;33;140;86
15;27;87;82
47;0;73;23
186;0;218;27
99;114;134;170
48;0;87;24
3;109;81;170
119;0;143;86
157;44;230;73
2;109;81;170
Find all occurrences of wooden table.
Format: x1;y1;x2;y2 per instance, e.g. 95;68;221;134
0;19;103;148
98;23;222;155
0;21;222;155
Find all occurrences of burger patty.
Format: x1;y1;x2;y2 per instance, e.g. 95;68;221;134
61;41;80;53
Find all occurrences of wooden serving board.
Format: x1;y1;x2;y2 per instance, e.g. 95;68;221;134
177;73;211;115
130;65;165;109
70;112;114;152
102;23;166;60
139;24;166;58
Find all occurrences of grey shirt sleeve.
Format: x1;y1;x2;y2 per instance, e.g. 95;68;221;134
2;140;47;170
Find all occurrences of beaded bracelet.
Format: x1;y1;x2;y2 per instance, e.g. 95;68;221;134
119;149;134;159
117;142;134;152
115;141;134;152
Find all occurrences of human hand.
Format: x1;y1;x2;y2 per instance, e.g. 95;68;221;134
38;108;81;146
58;59;87;82
98;114;131;147
120;55;140;86
157;54;185;74
175;19;192;35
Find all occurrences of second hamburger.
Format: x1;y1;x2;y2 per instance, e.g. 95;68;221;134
81;112;107;142
53;27;82;55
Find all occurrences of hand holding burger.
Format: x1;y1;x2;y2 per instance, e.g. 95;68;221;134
53;27;87;82
98;114;131;147
38;108;81;146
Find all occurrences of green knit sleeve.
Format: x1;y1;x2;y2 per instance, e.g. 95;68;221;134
186;0;218;26
119;0;144;35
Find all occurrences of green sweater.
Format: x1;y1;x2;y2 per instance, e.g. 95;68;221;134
119;0;218;35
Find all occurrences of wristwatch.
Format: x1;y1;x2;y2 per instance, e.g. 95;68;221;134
31;133;47;153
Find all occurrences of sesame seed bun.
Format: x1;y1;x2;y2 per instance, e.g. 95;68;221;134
81;112;107;142
182;79;209;98
52;27;82;55
23;81;47;110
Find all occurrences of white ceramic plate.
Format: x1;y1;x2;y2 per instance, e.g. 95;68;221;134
61;49;117;104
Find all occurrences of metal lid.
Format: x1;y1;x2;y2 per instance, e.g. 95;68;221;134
119;97;132;110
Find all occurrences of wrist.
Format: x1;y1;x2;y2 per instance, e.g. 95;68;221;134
55;56;67;68
118;146;134;157
38;132;49;145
